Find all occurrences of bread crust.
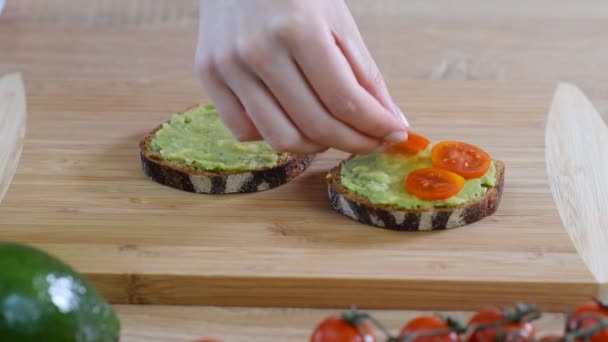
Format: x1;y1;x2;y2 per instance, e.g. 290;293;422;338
139;124;314;194
326;159;505;231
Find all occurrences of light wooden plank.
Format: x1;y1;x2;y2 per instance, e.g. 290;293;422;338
0;73;26;204
0;80;597;310
115;305;568;342
546;83;608;290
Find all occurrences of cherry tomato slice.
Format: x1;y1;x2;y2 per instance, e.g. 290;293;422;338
387;131;430;154
405;168;465;200
310;316;375;342
431;141;491;179
400;316;460;342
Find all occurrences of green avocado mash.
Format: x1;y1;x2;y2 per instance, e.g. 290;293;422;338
151;104;284;171
339;147;496;210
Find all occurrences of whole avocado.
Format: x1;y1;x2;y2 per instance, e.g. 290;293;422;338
0;242;120;341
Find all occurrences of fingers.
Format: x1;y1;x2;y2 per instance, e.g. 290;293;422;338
214;53;327;154
243;50;382;154
196;58;262;141
334;31;409;129
285;22;408;143
331;8;409;128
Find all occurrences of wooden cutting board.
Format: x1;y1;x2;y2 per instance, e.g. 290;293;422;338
0;76;605;311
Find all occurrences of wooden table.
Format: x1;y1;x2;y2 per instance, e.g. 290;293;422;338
2;1;606;340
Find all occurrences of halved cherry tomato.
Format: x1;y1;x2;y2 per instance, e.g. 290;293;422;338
405;168;465;200
387;131;430;154
567;300;608;342
400;316;460;342
311;316;375;342
431;141;491;179
537;335;563;342
467;307;535;342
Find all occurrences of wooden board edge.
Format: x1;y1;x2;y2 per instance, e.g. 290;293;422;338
545;82;608;286
0;72;27;205
600;283;608;300
113;305;569;342
87;273;598;312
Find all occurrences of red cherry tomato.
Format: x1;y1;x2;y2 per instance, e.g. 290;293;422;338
431;141;491;179
467;307;535;342
405;167;465;200
400;316;460;342
311;316;375;342
567;300;608;342
386;131;430;154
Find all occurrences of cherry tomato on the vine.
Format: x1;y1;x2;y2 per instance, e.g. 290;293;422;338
311;316;375;342
467;307;535;342
399;315;460;342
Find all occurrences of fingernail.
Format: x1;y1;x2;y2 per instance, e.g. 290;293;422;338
384;131;408;143
391;102;410;128
398;109;410;128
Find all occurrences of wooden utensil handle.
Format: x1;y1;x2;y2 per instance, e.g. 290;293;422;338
546;82;608;291
0;73;27;204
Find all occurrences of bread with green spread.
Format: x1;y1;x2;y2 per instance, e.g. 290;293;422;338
326;144;504;231
140;104;314;194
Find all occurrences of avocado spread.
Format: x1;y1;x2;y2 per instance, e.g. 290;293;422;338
339;147;496;210
151;104;284;171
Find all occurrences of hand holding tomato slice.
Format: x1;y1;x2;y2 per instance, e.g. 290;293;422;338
431;141;491;179
386;131;430;154
405;168;465;200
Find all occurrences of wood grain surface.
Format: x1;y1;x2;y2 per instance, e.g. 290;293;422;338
0;79;597;311
115;305;567;342
2;0;607;340
546;83;608;292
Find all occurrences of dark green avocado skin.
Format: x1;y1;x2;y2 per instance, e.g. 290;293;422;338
0;242;120;341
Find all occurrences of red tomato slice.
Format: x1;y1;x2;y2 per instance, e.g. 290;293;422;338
386;131;430;154
431;141;491;179
405;168;465;200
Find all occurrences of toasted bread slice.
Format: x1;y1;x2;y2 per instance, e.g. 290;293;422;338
140;123;314;195
326;159;505;231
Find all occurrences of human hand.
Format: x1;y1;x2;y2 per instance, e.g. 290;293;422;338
196;0;409;154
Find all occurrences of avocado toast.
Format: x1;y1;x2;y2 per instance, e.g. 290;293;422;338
140;104;314;194
326;136;504;231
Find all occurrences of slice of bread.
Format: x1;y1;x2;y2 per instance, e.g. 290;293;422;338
140;122;314;195
326;158;505;231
